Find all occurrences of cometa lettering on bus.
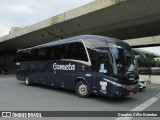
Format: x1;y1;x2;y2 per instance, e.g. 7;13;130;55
53;63;75;70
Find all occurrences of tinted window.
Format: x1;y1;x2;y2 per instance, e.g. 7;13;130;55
17;50;31;62
67;42;88;61
87;48;97;71
17;42;88;62
48;42;88;62
31;49;39;61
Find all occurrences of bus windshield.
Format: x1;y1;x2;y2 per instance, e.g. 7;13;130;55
83;39;138;77
93;46;137;77
112;46;137;76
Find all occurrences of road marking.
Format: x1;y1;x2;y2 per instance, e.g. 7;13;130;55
115;93;160;120
155;93;160;98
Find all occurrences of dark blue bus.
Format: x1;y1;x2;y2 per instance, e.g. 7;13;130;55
16;35;139;97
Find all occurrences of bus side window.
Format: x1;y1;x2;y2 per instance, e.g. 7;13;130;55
68;42;88;62
46;42;88;62
21;50;31;62
31;49;39;61
75;43;86;61
38;49;46;60
59;45;66;59
49;48;55;60
53;46;60;60
46;46;56;60
87;49;97;71
66;43;74;59
70;44;76;60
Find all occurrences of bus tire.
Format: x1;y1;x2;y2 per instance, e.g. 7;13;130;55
75;81;90;98
25;76;31;86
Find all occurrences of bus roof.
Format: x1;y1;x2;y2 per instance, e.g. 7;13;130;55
18;35;129;52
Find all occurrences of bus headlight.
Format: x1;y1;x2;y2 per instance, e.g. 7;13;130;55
103;78;122;87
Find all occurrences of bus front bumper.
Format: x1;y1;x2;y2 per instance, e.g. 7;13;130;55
111;84;139;97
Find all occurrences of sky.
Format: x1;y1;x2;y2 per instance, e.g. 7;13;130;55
0;0;160;55
139;47;160;56
0;0;94;36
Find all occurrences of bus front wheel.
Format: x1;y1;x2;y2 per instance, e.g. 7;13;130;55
25;76;31;86
75;81;90;98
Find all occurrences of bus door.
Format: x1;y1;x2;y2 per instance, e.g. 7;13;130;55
97;51;112;94
97;51;111;76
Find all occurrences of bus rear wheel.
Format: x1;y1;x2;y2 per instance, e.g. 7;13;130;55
25;76;31;86
75;81;90;98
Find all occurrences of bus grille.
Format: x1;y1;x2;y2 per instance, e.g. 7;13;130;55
122;84;138;90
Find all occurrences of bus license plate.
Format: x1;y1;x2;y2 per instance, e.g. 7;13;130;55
129;92;134;96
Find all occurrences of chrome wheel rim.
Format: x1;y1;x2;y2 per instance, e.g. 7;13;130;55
78;84;88;95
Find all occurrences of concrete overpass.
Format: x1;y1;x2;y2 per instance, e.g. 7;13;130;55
1;0;160;53
124;35;160;48
0;0;160;72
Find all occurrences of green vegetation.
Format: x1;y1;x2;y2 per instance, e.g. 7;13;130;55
137;53;160;74
137;53;160;67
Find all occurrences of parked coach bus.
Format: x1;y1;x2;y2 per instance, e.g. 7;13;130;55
16;35;139;97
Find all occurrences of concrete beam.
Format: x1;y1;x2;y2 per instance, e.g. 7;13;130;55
124;35;160;48
1;0;160;52
0;0;119;43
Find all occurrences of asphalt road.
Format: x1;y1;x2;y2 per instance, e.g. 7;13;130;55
0;75;160;120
